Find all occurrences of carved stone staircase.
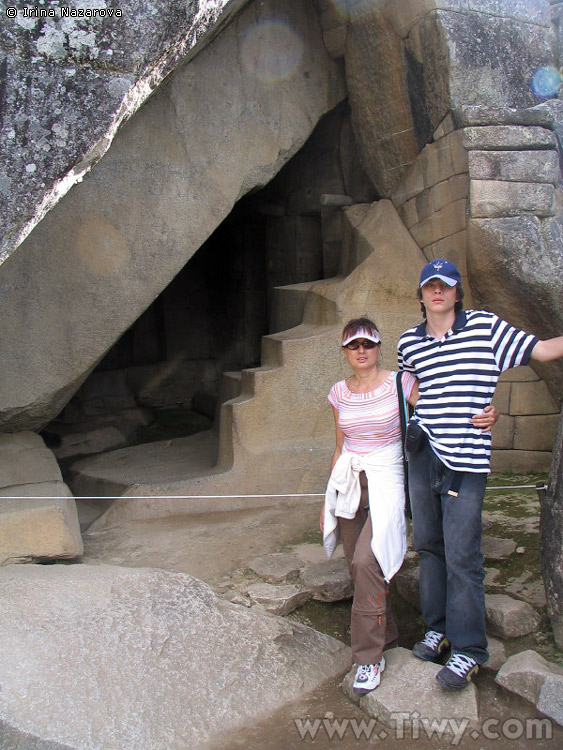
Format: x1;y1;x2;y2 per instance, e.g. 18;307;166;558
72;200;425;527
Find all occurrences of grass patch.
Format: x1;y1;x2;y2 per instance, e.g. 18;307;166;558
288;599;352;644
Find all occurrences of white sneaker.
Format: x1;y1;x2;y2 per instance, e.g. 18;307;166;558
352;656;386;694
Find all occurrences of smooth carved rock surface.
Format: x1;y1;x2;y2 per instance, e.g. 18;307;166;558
468;150;560;184
455;102;558;129
345;5;420;196
0;564;350;750
0;498;82;564
461;124;557;150
0;0;346;431
0;431;62;487
0;432;81;564
0;0;250;264
470;180;555;218
65;199;423;506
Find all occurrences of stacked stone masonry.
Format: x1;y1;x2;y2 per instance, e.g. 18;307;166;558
391;105;561;471
392;127;471;286
492;366;560;473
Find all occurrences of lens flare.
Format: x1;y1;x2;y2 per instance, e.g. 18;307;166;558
240;19;304;84
328;0;349;19
327;0;378;21
530;66;562;98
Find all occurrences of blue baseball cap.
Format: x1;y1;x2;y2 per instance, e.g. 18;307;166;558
419;259;461;288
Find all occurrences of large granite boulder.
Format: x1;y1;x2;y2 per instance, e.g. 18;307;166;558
0;0;251;264
0;0;346;431
0;564;350;749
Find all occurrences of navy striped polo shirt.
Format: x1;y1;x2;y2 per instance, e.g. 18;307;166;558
397;310;538;473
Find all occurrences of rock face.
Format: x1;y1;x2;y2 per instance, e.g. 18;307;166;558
0;0;346;431
344;0;553;196
0;0;251;264
0;564;350;750
468;210;563;400
542;410;563;650
67;199;424;508
345;5;420;197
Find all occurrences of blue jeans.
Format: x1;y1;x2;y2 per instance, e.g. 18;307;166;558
407;436;489;664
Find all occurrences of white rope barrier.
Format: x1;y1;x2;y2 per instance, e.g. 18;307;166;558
0;484;548;500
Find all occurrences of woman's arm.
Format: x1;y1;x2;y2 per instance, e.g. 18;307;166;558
329;405;345;473
321;406;345;532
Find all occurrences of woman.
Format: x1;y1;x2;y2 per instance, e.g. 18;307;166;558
321;317;497;694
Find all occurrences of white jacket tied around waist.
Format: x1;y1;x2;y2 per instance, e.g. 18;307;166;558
323;441;407;582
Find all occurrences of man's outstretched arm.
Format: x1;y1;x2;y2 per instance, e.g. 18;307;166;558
531;336;563;362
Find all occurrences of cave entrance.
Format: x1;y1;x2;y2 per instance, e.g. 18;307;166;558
44;101;375;468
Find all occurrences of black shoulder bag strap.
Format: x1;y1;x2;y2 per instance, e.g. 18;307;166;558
396;371;414;518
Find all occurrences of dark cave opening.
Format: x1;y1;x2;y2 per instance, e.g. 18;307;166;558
43;100;376;463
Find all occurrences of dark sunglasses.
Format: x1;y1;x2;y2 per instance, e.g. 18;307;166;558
343;339;378;350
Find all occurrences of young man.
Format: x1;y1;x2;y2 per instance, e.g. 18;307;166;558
397;258;563;690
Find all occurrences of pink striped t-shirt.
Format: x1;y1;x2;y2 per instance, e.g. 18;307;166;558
328;371;417;454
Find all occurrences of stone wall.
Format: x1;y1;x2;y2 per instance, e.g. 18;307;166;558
392;120;471;291
388;103;562;471
340;0;562;471
465;103;563;404
341;0;553;197
492;366;560;472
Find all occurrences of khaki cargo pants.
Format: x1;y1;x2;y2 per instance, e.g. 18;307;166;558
338;471;399;665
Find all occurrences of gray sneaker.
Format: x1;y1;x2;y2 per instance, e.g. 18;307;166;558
412;630;450;662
